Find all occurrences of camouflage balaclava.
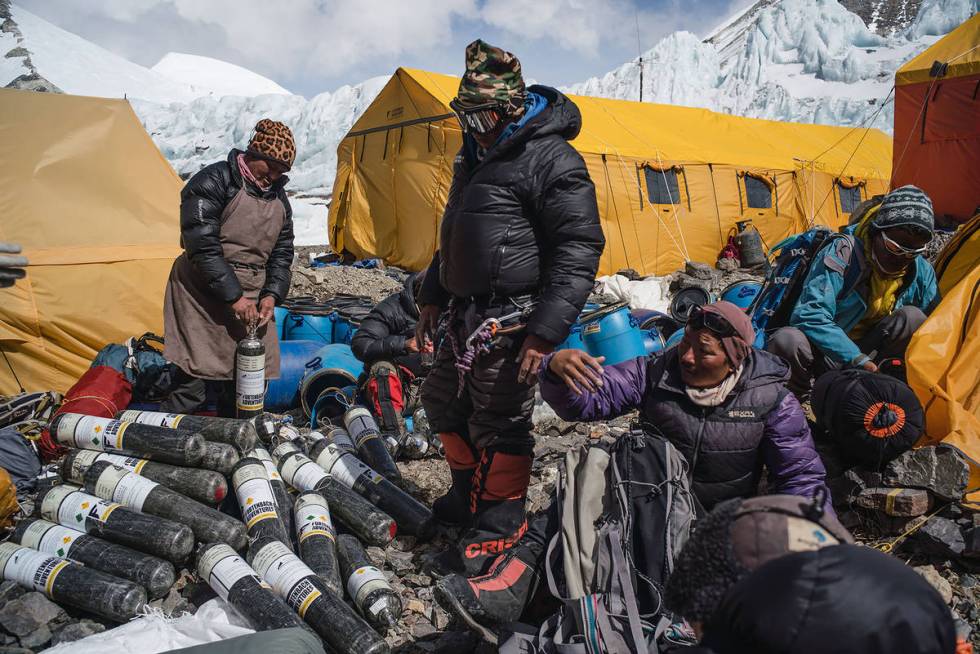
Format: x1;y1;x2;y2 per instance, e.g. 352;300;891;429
457;39;526;117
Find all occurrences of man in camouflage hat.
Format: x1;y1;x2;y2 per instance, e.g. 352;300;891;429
416;40;604;576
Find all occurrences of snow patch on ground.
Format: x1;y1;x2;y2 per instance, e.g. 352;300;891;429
290;196;331;246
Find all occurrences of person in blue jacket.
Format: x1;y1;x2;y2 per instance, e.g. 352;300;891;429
767;185;939;397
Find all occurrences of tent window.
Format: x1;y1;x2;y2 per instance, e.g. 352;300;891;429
838;183;862;213
744;175;772;209
644;167;680;205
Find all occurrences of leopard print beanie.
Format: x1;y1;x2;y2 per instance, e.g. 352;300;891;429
247;119;296;170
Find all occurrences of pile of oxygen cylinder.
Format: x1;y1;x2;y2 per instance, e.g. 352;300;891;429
2;382;438;654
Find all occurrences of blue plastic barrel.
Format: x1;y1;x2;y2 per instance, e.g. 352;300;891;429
309;384;358;425
642;327;666;355
720;280;763;311
332;317;359;346
556;322;587;352
284;310;336;344
581;303;647;366
665;327;686;349
265;339;324;410
274;306;289;341
299;344;364;418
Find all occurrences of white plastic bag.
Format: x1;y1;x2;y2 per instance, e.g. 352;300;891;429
595;275;671;313
43;599;254;654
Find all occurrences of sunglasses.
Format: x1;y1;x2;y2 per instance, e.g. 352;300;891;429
449;98;506;135
880;231;928;258
688;305;736;338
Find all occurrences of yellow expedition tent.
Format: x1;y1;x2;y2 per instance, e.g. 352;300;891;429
0;90;181;395
329;68;893;276
907;213;980;504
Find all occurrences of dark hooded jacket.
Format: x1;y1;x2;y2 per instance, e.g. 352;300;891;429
351;273;421;364
540;348;830;510
417;85;605;345
179;148;294;304
701;544;957;654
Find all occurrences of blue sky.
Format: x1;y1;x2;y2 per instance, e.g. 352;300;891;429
18;0;751;97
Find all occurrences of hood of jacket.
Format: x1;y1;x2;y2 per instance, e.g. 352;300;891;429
399;272;421;320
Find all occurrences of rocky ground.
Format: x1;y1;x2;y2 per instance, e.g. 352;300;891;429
2;255;977;652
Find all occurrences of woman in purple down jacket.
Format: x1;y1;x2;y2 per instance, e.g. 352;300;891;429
542;300;830;511
432;301;832;642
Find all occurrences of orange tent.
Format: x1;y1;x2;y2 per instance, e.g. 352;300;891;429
892;13;980;223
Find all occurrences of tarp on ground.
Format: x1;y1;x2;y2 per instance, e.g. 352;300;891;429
0;89;181;395
907;262;980;504
893;13;980;223
329;67;893;276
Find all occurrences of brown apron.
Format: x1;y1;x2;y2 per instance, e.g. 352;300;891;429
163;186;284;380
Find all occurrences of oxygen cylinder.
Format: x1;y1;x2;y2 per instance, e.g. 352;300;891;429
61;449;228;507
735;220;767;268
250;446;295;545
0;542;146;623
115;410;258;454
197;543;307;633
236;328;266;419
248;537;389;654
293;491;343;596
231;458;291;546
343;407;402;484
36;485;194;563
275;450;396;547
82;461;247;551
337;534;402;631
50;413;205;467
253;413;280;444
12;518;175;600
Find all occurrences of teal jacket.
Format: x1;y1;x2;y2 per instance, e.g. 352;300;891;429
789;226;939;367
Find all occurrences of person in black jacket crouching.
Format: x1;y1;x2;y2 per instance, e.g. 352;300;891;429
415;40;604;575
351;273;426;435
162;119;296;417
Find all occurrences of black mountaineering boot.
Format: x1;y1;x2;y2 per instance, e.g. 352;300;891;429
435;543;540;645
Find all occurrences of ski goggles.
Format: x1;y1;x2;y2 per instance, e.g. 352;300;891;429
449;98;507;135
688;305;736;338
880;230;928;258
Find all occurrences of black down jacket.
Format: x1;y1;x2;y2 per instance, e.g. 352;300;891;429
417;85;604;345
701;544;956;654
351;273;421;364
179;149;294;304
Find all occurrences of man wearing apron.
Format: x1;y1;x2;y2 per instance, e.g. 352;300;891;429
162;119;296;417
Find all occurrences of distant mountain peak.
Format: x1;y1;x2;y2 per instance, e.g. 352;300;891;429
152;53;293;98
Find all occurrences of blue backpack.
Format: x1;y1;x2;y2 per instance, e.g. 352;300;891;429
747;227;837;348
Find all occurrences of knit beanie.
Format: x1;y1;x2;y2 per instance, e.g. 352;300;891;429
698;301;756;368
457;39;526;116
664;494;853;624
873;185;934;235
247;118;296;170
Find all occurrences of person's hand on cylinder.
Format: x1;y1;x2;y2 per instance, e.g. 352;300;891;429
231;297;259;326
0;243;28;289
415;305;441;347
548;348;606;395
517;334;557;385
257;296;276;327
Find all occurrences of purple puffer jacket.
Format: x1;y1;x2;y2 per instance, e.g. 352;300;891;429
539;348;831;511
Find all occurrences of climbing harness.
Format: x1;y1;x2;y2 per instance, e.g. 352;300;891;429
447;300;536;397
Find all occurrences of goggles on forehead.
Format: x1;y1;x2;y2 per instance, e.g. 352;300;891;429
449;98;507;135
879;230;928;258
687;305;736;338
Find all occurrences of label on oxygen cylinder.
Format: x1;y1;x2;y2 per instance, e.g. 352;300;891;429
347;565;389;605
251;541;322;618
20;521;83;559
55;414;128;452
0;543;69;597
94;465;158;511
236;350;265;412
295;496;334;542
326;428;355;452
344;409;382;449
315;443;379;489
118;410;185;429
199;545;267;601
272;442;299;461
280;454;328;492
66;450;101;483
250;448;282;482
41;486;121;530
232;465;280;529
96;452;150;475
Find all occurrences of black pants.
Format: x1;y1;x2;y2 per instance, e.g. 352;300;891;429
160;367;237;417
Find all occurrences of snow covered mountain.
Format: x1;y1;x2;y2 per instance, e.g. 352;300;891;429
152;53;293;97
567;0;977;132
0;2;295;101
